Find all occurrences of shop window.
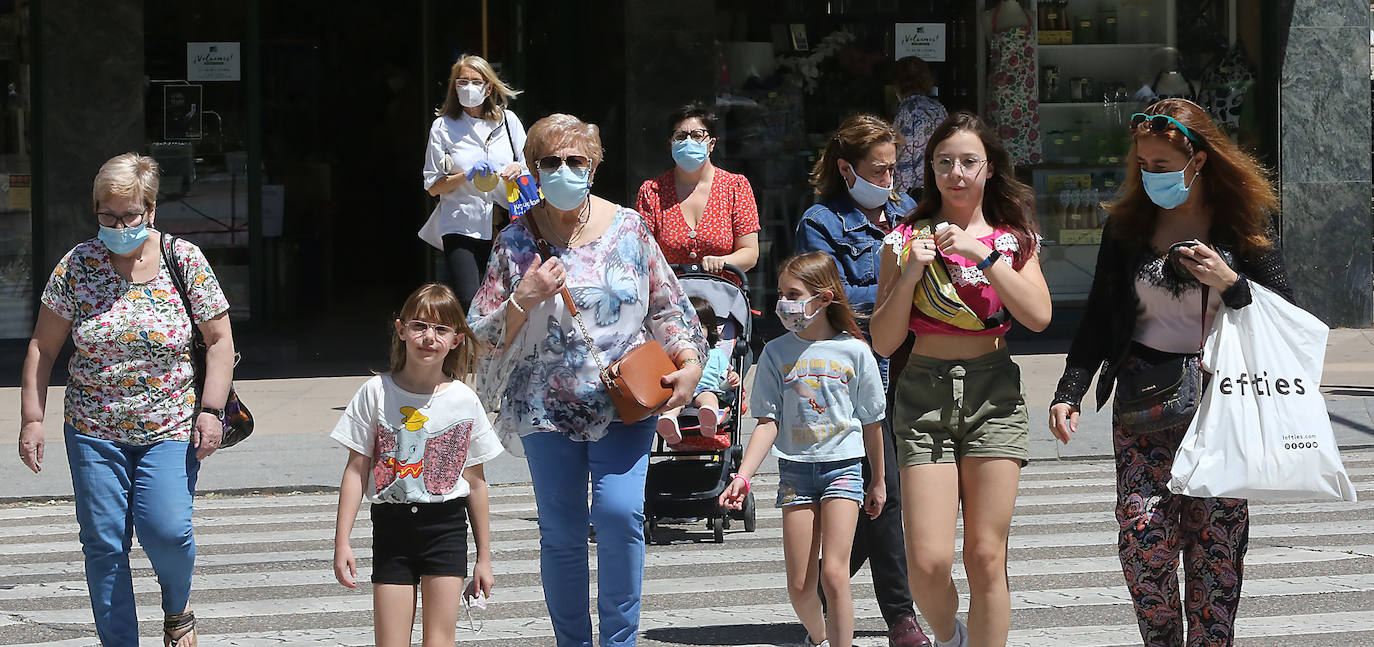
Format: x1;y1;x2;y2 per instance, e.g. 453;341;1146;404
0;0;30;339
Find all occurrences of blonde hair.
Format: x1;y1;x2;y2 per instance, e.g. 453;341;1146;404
438;55;521;122
92;153;160;210
389;284;477;379
778;252;868;343
523;113;604;167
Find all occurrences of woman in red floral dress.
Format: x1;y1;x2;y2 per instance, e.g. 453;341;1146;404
635;102;760;281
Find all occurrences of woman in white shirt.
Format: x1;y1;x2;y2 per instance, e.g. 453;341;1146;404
420;55;527;308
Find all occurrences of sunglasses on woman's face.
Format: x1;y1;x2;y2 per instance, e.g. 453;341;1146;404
535;155;592;174
1130;113;1201;146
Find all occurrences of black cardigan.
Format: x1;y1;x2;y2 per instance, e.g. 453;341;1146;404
1051;219;1294;411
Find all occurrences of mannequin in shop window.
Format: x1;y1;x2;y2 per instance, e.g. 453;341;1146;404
983;0;1042;166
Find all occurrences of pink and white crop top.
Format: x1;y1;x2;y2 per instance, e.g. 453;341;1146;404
884;225;1038;337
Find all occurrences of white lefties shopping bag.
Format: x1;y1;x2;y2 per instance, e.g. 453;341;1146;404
1168;283;1357;502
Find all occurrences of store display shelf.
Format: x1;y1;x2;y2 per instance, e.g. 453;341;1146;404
1039;43;1167;53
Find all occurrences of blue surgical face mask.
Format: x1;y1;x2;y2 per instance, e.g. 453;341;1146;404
1141;156;1197;210
98;223;150;255
671;139;710;172
538;165;592;210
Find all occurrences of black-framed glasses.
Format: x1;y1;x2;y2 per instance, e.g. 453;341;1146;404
96;210;147;228
454;79;487;88
670;128;711;143
932;157;987;176
403;320;458;338
535;155;592;174
1130;113;1202;146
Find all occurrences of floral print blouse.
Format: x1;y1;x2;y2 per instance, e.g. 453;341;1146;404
894;94;948;194
41;236;229;445
468;207;708;448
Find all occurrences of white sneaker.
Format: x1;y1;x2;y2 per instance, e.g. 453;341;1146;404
795;635;828;647
934;619;968;647
655;415;682;444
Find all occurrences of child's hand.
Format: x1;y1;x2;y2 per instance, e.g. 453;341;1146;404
333;543;357;588
467;559;495;600
718;476;748;510
726;368;741;389
863;481;887;520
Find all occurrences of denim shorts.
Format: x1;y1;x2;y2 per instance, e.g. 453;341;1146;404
775;457;864;507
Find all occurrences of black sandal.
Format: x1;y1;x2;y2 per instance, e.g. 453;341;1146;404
164;611;197;647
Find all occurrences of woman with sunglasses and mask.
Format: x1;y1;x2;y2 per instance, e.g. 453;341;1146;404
19;153;235;646
420;54;526;309
636;102;760;280
872;111;1051;647
795;113;933;647
468;113;708;647
1050;98;1291;646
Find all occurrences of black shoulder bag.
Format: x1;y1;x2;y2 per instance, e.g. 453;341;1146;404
162;234;254;448
1113;285;1208;434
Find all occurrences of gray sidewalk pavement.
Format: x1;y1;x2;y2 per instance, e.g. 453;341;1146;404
3;329;1372;501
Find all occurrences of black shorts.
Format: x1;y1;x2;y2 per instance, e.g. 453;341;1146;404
370;498;469;585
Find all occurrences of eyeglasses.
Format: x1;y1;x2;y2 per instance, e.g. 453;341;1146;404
455;79;487;88
403;320;458;338
535;155;592;174
96;210;147;228
670;129;711;143
1130;113;1202;146
932;157;987;176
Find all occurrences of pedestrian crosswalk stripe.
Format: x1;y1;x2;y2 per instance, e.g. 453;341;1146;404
1;457;1369;647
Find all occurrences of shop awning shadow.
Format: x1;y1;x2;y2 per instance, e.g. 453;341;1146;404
642;624;886;645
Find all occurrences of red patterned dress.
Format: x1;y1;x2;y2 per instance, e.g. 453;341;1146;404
635;167;760;281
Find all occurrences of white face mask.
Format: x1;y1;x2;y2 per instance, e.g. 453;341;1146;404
458;84;486;109
842;161;892;209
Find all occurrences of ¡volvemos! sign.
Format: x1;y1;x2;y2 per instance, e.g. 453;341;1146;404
187;42;241;82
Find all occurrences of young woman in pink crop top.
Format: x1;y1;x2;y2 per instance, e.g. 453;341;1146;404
870;111;1051;647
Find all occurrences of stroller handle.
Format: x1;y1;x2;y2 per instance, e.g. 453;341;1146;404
670;263;748;286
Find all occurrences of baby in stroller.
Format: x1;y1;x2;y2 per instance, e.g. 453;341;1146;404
656;296;739;445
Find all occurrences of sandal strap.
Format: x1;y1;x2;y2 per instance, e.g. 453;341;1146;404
164;611;196;646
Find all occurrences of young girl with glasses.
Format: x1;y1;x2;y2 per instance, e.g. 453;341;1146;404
721;252;888;647
331;283;504;647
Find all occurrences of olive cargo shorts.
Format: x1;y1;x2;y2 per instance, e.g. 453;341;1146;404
891;348;1030;466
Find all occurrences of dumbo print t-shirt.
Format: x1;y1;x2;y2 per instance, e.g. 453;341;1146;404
331;375;503;504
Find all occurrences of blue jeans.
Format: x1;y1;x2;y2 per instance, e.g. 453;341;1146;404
521;420;655;647
65;424;200;647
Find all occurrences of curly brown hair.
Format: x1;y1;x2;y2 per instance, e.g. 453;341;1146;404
1108;98;1277;254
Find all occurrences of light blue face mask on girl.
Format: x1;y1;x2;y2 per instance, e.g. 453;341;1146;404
98;223;150;255
538;166;592;210
671;139;709;172
1141;156;1197;210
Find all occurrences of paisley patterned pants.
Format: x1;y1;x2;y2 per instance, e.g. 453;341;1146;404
1113;411;1248;647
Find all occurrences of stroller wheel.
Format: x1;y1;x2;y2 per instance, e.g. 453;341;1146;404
711;515;725;543
743;492;757;532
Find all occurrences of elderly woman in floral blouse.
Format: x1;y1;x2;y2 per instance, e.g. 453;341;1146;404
469;113;707;646
18;153;234;647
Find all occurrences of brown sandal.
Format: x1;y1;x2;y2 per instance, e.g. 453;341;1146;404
163;611;197;647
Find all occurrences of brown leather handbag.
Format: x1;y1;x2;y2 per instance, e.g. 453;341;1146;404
524;213;677;423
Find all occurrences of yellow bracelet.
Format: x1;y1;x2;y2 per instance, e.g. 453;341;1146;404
679;357;703;369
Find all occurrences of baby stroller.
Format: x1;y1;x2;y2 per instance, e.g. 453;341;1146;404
643;264;758;544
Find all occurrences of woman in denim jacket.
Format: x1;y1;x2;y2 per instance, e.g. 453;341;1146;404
794;113;931;647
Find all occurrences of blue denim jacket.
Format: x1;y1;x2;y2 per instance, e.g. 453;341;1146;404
795;193;918;388
795;193;919;315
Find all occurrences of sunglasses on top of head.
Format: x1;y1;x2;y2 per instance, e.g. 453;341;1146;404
535;155;592;174
1130;113;1203;147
